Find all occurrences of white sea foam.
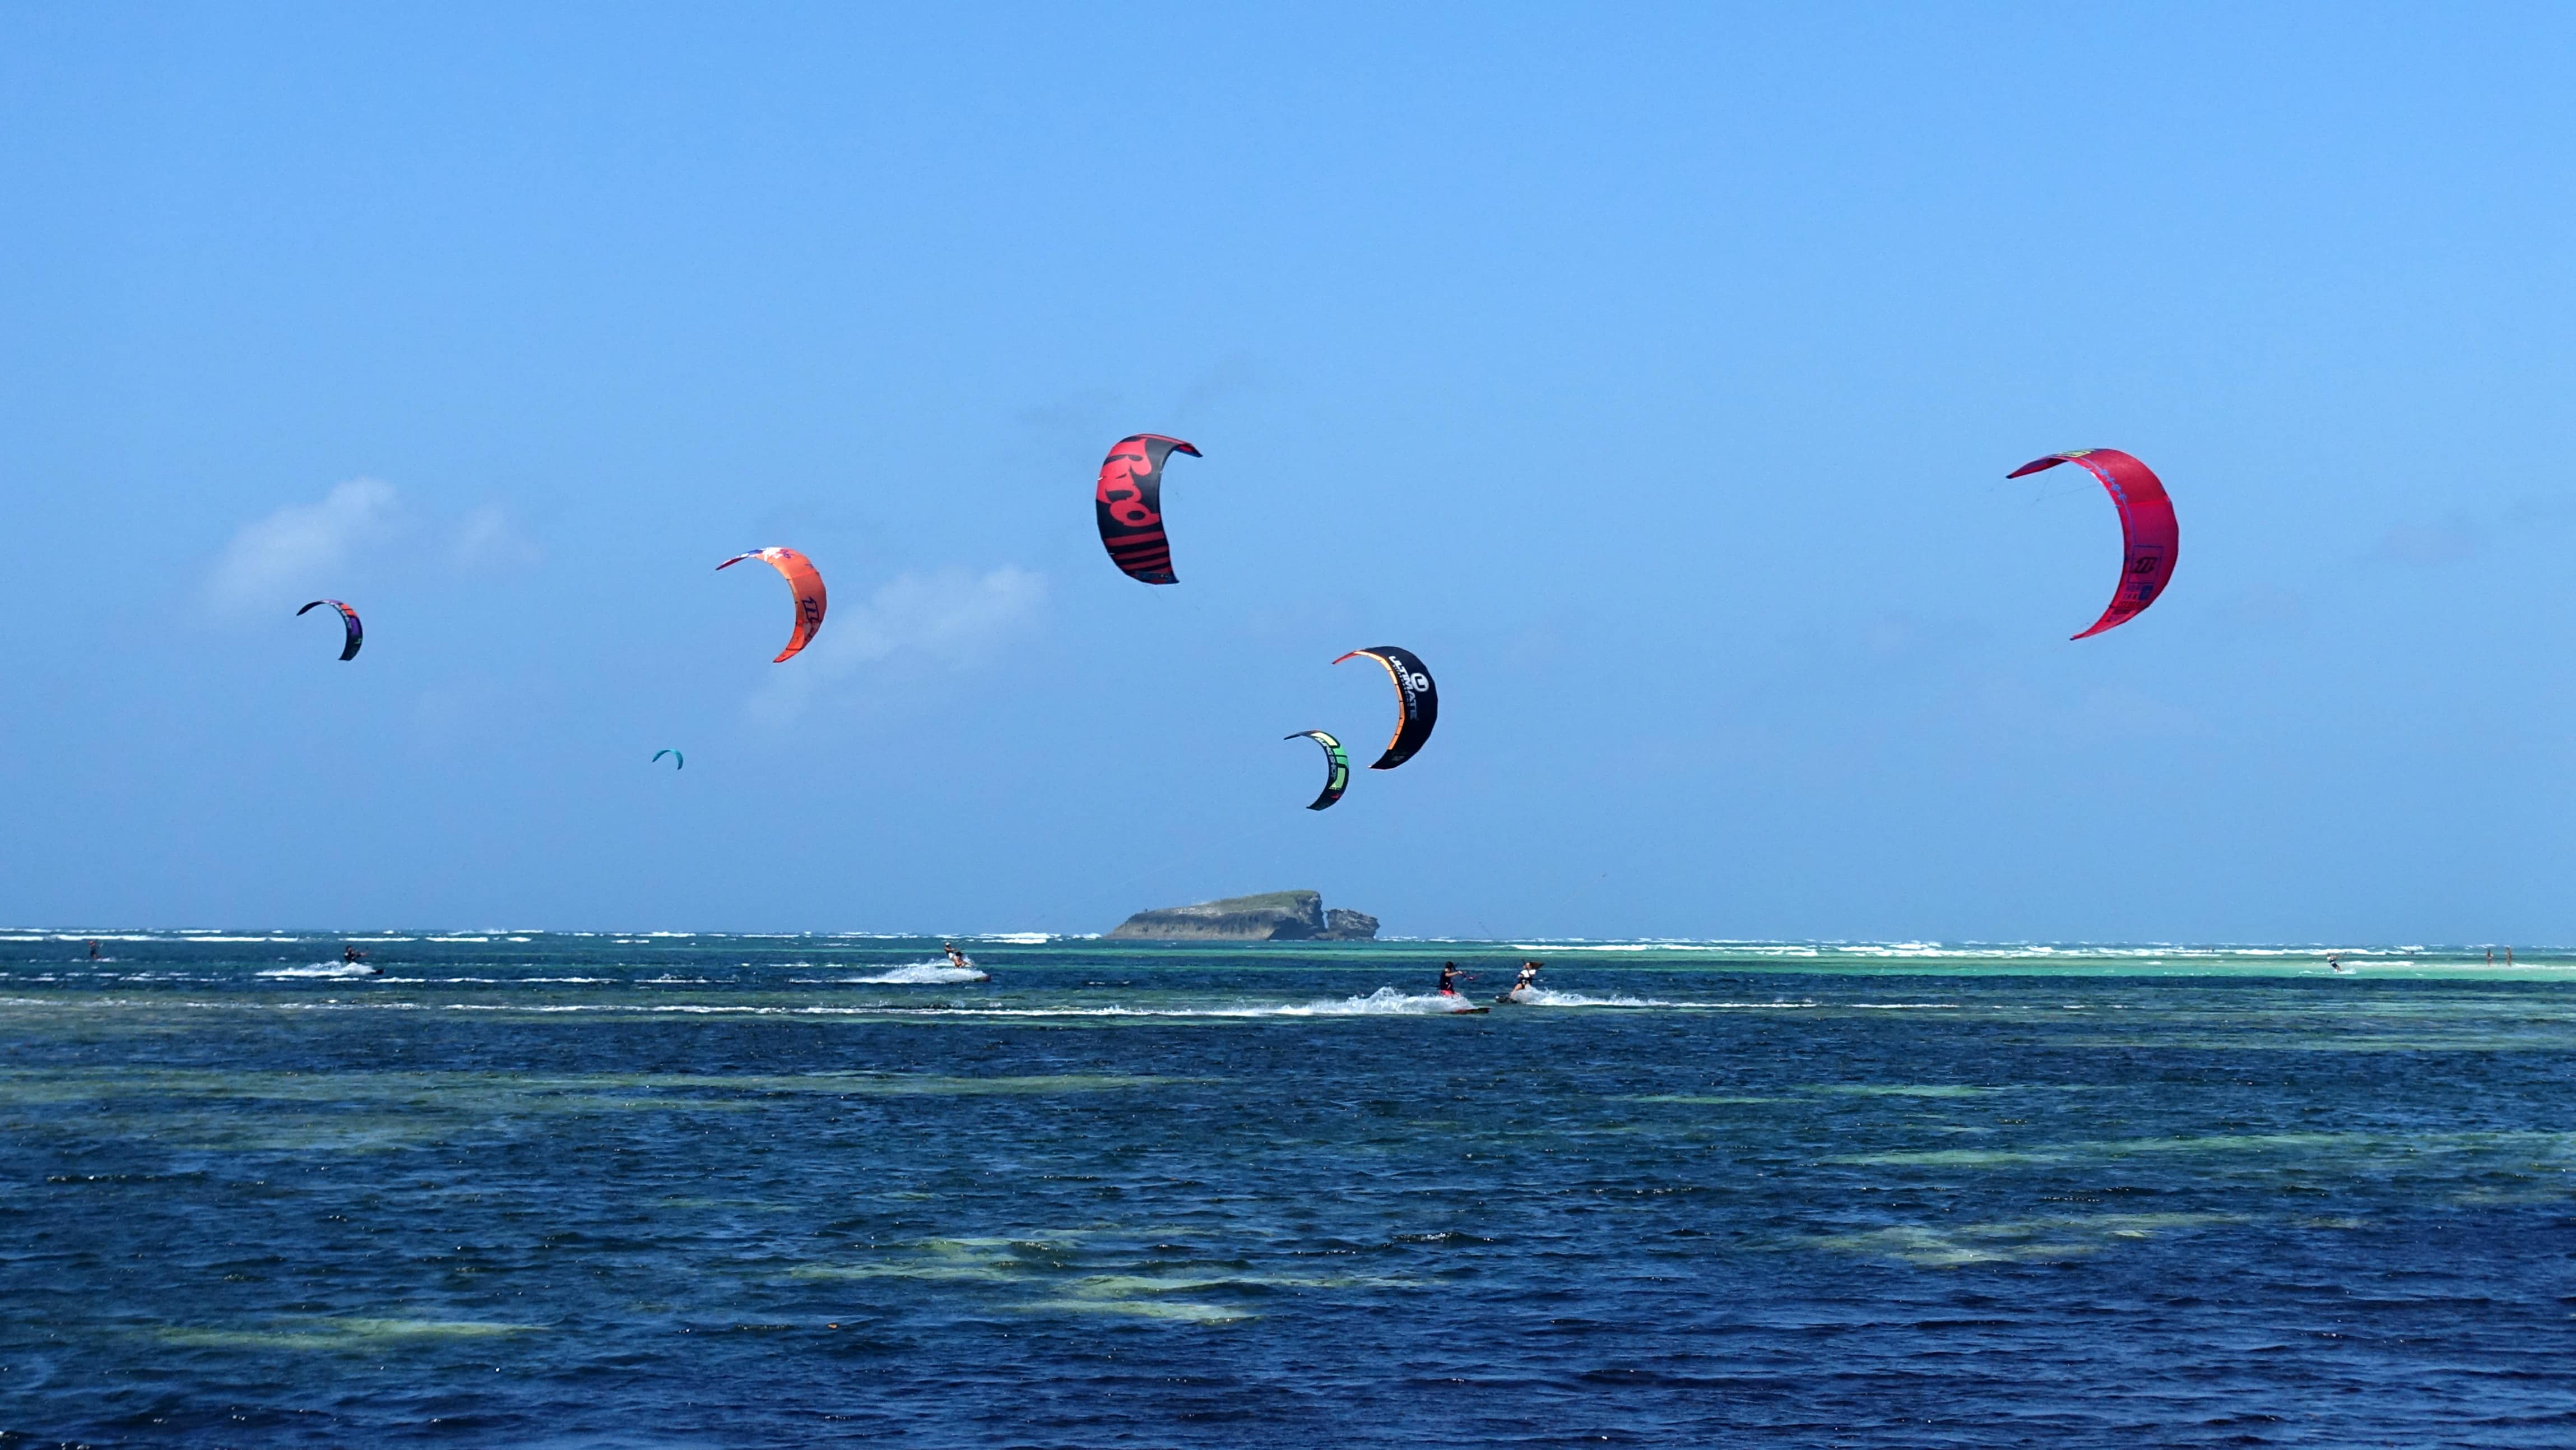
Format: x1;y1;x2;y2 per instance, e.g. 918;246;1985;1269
1510;942;1683;953
8;994;1789;1020
1487;939;2472;962
427;988;1486;1019
1503;987;1680;1008
412;984;613;994
978;933;1053;945
257;964;383;980
1251;987;1486;1017
843;963;991;984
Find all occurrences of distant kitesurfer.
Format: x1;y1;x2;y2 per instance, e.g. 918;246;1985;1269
342;945;365;963
1497;960;1543;1002
1436;962;1465;997
86;939;99;960
2328;954;2348;975
944;942;974;971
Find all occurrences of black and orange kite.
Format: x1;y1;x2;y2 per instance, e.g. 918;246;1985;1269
1334;646;1438;770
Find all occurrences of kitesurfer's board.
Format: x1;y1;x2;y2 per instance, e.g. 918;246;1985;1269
1449;1007;1491;1015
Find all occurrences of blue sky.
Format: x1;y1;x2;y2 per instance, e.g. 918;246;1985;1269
4;3;2573;941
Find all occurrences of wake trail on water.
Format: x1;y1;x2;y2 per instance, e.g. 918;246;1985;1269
841;962;991;984
258;963;381;980
1502;986;1683;1008
1257;986;1482;1016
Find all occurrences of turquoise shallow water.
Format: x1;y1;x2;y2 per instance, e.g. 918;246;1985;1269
3;933;2573;1446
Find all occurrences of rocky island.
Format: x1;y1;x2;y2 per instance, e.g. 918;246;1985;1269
1106;890;1379;942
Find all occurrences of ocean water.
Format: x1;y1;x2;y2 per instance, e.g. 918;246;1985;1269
4;933;2573;1447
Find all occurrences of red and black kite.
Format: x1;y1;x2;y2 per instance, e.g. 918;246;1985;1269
1093;434;1202;585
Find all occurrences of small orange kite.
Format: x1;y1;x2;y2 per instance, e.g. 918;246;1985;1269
716;547;827;663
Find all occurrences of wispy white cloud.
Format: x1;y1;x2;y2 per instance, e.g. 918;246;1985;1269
452;504;544;570
750;566;1048;724
205;478;402;613
827;566;1048;666
206;481;547;617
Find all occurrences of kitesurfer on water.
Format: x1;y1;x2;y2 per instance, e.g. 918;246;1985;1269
86;939;99;960
1498;960;1542;1002
1436;962;1468;997
944;942;974;972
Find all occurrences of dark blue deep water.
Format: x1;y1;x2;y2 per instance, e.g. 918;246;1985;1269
4;933;2573;1446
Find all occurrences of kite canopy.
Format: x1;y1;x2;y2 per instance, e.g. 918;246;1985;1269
1333;646;1438;770
1285;730;1351;811
295;599;363;661
1093;434;1201;584
715;547;827;663
651;749;684;770
2006;448;2178;640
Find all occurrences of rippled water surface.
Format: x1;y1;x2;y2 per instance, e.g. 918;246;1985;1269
4;933;2573;1446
